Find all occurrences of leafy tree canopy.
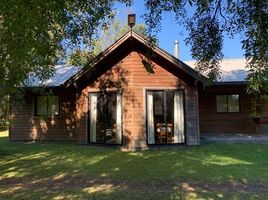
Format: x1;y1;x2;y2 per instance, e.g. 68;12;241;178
143;0;267;117
67;15;146;66
0;0;267;122
0;0;131;94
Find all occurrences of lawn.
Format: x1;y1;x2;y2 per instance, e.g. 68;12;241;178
1;130;268;200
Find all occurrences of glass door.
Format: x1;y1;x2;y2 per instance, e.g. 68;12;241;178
89;91;122;144
153;91;165;144
147;90;185;144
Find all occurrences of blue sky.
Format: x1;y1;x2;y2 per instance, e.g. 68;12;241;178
114;1;244;61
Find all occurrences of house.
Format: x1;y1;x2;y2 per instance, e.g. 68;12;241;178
185;59;268;134
9;31;268;149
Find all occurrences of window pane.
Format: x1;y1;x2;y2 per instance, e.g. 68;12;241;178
96;93;105;143
94;92;120;144
104;92;117;144
147;90;186;145
228;95;240;112
36;96;47;116
216;95;228;112
153;91;165;144
166;91;174;144
48;96;59;116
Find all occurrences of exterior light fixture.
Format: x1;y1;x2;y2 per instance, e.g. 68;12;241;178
128;14;136;29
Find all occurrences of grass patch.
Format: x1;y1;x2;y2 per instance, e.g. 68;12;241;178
1;130;268;199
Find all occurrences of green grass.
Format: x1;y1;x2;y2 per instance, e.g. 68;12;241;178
1;130;268;199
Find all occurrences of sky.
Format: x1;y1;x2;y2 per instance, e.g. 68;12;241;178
114;1;244;61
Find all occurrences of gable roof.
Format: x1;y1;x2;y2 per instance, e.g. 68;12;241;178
25;31;249;88
25;31;208;87
63;31;208;88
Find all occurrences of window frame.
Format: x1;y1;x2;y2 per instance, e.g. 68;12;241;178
145;89;186;146
215;94;241;113
34;95;60;117
88;91;123;145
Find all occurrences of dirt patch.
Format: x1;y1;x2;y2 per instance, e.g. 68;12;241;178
1;176;268;194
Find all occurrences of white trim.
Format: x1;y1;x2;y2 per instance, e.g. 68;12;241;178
174;90;185;143
85;95;88;144
147;91;155;144
89;93;97;142
116;92;122;144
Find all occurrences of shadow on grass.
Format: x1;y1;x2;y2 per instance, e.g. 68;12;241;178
1;134;268;199
2;190;267;200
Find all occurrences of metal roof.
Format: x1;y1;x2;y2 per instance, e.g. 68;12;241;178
24;64;82;87
184;58;248;82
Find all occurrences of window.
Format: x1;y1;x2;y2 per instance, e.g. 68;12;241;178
147;90;185;145
88;91;122;144
216;94;240;113
35;96;59;116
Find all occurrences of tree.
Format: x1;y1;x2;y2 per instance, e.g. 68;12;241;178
67;50;95;66
0;0;267;120
0;0;131;124
67;15;146;66
0;1;132;94
143;0;267;117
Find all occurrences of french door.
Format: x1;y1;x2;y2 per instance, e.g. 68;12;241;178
88;91;122;144
147;90;185;144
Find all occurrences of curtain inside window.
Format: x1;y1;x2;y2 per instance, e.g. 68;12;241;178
90;93;97;142
174;90;185;143
147;91;155;144
116;92;122;144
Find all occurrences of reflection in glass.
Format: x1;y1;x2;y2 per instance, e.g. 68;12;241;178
147;90;184;144
90;92;121;144
228;95;239;112
216;95;228;112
